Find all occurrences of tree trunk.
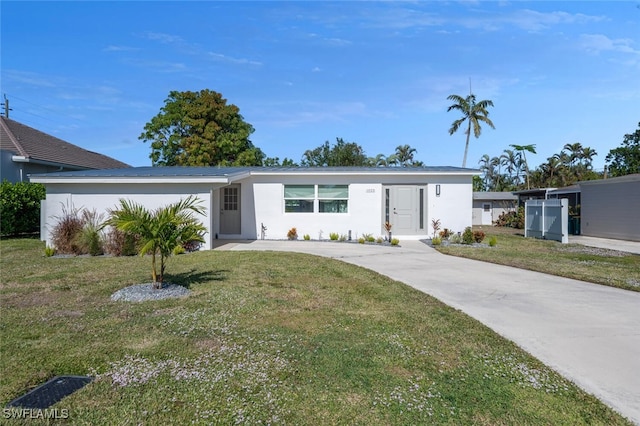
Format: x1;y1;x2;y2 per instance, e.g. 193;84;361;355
151;253;160;289
462;121;472;168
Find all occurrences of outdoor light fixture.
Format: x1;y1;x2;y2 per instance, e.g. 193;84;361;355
436;184;441;196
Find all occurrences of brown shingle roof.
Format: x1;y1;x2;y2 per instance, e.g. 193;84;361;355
0;117;130;169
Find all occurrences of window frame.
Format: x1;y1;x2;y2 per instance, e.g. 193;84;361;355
283;184;349;214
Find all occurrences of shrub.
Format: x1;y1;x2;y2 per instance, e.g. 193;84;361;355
431;236;442;246
362;233;375;243
303;234;311;240
462;227;474;245
438;228;452;239
173;245;186;255
181;239;202;253
329;232;339;241
358;237;365;244
104;227;139;256
488;236;497;247
51;203;86;255
44;245;55;257
0;181;45;236
390;238;400;246
431;218;441;238
449;233;463;244
77;209;105;256
287;227;298;240
339;234;347;242
495;206;524;229
376;236;383;244
473;230;486;243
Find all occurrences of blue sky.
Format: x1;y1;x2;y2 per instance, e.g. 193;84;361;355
2;1;639;171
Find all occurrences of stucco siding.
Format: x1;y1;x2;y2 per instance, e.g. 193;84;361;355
40;183;214;249
34;167;476;248
581;179;640;241
428;177;472;235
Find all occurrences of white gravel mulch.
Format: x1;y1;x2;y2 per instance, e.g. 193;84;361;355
110;283;191;302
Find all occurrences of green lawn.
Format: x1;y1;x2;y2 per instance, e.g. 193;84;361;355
435;227;640;292
0;237;632;425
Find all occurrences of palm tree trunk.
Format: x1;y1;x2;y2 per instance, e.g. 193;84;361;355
151;252;159;289
462;120;471;168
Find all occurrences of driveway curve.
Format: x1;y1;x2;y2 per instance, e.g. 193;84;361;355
221;239;640;424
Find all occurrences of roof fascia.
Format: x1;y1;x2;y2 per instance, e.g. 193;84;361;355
249;169;479;177
29;176;232;184
12;155;93;170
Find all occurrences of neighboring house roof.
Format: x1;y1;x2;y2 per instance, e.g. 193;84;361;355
30;166;478;184
0;117;130;170
579;174;640;186
547;184;581;196
473;191;518;201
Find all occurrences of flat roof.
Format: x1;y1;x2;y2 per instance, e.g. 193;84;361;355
29;166;479;184
473;191;518;200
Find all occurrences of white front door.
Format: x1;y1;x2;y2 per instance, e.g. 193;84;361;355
220;185;241;235
482;202;492;225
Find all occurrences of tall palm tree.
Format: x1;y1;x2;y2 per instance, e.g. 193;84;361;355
510;144;537;189
107;195;207;288
447;93;495;168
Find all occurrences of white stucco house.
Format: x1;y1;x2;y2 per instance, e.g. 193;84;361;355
30;166;478;249
472;192;518;226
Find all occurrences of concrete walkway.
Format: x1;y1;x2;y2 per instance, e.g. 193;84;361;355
569;235;640;255
219;239;640;425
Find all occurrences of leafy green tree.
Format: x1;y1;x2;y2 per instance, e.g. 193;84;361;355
447;93;495;168
106;196;207;288
0;181;45;236
606;122;640;177
139;89;263;166
301;137;368;166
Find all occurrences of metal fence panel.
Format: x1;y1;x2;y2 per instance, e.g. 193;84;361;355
525;198;568;243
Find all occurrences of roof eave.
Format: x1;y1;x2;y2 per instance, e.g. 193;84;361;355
12;155;94;170
29;176;232;184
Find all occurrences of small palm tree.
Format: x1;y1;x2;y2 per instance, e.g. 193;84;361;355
447;93;495;168
106;195;207;288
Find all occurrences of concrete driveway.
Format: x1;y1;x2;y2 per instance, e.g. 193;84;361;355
220;239;640;424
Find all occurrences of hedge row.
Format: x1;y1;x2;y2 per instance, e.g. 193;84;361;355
0;181;46;236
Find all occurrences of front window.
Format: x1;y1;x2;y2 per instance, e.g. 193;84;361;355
318;185;348;213
284;185;314;213
284;184;349;213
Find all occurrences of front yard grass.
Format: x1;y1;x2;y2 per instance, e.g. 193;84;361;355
0;237;632;424
435;227;640;292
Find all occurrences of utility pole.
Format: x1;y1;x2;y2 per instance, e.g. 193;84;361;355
1;94;11;118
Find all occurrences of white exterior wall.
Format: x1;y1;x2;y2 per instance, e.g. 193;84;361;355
251;181;383;240
426;176;473;236
244;174;473;240
40;183;214;249
472;199;517;225
37;170;476;247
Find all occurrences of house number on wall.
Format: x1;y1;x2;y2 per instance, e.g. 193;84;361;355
366;188;376;193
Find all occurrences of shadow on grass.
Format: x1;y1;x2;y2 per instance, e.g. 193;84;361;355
167;269;230;289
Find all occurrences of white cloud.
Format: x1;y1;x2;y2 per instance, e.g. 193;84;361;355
103;45;140;52
142;31;184;44
208;52;262;66
579;34;640;55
